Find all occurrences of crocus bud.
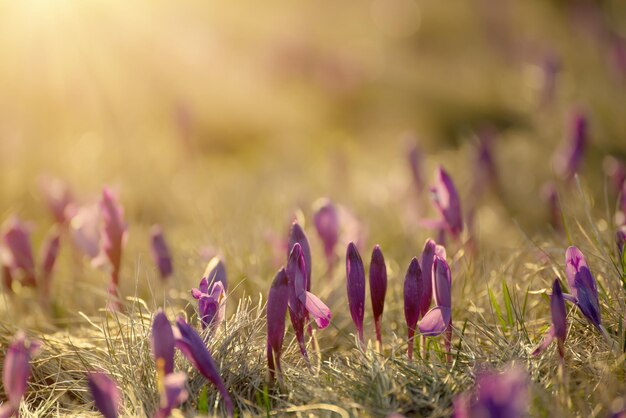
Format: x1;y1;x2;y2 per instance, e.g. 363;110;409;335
369;245;387;347
69;203;101;259
154;372;188;418
419;256;452;336
87;372;121;418
191;279;226;332
39;176;73;225
346;242;366;345
551;279;567;358
99;187;127;289
202;256;227;290
471;129;497;198
603;156;626;195
617;226;626;258
430;166;463;239
554;111;587;181
173;317;233;417
150;225;173;280
151;309;175;376
2;217;37;287
266;268;289;380
403;258;422;360
419;239;437;318
313;199;339;268
541;182;561;231
454;365;528;418
407;143;424;193
564;246;601;329
40;229;61;300
286;243;331;358
287;221;312;291
2;332;41;410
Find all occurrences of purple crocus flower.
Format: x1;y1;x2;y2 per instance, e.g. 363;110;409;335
40;229;61;303
287;243;331;358
454;365;528;418
424;166;463;240
617;226;626;258
554;111;587;181
419;239;437;318
39;176;73;225
407;142;424;193
2;217;37;287
87;371;121;418
173;317;234;417
1;332;41;416
603;156;626;195
150;225;173;280
287;221;312;291
191;279;226;332
154;372;188;418
313;199;340;269
532;279;567;358
541;182;562;231
403;257;422;360
152;309;176;376
563;246;602;330
69;203;102;259
202;256;227;291
419;256;453;360
266;268;289;381
346;242;366;345
369;245;387;348
471;129;497;198
98;188;127;308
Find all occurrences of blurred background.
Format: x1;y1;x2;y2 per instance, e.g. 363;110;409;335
0;0;625;315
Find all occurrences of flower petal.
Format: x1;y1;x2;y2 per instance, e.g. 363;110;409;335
304;291;331;329
418;306;451;336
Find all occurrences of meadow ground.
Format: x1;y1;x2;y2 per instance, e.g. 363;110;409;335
0;0;625;417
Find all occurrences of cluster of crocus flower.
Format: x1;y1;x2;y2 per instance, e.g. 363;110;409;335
422;166;463;244
1;217;61;304
0;332;42;418
400;239;451;360
533;246;604;359
266;221;331;380
453;365;529;418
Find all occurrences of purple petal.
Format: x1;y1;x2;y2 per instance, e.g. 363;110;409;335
286;243;308;358
304;291;331;329
191;288;203;299
155;372;188;418
418;306;451;336
617;226;626;257
87;372;121;418
203;257;227;291
407;142;424;193
287;222;312;291
472;366;528;417
39;176;73;225
174;317;233;416
267;268;289;376
531;326;556;356
69;203;101;259
418;239;436;318
346;242;366;342
151;309;175;375
432;256;452;308
150;225;173;280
